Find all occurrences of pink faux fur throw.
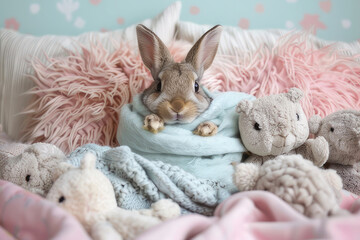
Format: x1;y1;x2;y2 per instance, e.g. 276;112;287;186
22;33;360;153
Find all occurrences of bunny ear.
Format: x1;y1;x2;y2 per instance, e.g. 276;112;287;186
80;152;97;170
136;24;174;79
285;88;303;103
236;100;253;115
308;115;322;134
185;25;222;78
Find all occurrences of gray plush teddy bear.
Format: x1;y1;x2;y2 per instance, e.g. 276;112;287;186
236;88;329;167
0;143;66;196
309;109;360;195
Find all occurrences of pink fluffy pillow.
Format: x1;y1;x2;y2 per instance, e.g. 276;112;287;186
21;34;360;153
203;33;360;117
21;42;151;153
21;41;190;153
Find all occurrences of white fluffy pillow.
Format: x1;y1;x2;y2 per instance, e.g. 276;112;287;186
175;21;360;56
0;2;181;140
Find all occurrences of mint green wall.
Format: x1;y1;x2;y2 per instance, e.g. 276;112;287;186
1;0;359;42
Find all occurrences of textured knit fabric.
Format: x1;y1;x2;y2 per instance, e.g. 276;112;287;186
117;89;255;193
68;144;230;216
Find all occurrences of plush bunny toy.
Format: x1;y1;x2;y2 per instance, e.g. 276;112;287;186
233;154;346;218
236;88;329;167
309;110;360;195
136;24;222;137
47;153;181;240
0;143;66;196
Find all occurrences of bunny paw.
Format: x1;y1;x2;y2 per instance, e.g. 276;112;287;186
193;122;218;137
143;114;164;134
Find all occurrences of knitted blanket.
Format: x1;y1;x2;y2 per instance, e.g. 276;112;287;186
68;144;229;215
117;89;255;193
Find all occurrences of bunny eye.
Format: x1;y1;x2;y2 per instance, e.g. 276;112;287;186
58;196;66;203
254;122;261;131
25;175;31;182
156;81;162;92
330;127;334;132
194;82;199;93
296;113;300;121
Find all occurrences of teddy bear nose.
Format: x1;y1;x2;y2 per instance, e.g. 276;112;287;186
170;97;185;113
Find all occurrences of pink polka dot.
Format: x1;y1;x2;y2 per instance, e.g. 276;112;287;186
190;6;200;15
319;0;331;13
238;18;250;29
117;18;124;25
90;0;101;5
255;3;264;13
100;28;108;32
5;18;20;31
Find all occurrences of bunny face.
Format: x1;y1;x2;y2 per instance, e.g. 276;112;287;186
142;63;211;124
310;110;360;165
237;88;309;156
137;25;222;124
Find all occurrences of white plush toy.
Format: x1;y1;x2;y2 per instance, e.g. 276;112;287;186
236;88;329;167
46;153;181;240
233;154;346;218
0;143;66;196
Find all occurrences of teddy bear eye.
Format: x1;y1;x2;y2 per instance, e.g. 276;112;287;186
25;175;31;182
254;122;261;131
58;196;66;203
296;113;300;121
330;127;334;132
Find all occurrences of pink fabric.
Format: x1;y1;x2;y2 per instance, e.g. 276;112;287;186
203;33;360;118
22;34;360;153
137;191;360;240
0;180;90;240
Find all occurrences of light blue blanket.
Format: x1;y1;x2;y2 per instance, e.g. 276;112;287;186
68;144;229;215
117;89;255;193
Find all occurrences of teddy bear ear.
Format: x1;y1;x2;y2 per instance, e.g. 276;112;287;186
285;88;304;103
308;115;322;134
236;100;253;115
52;162;74;182
80;153;97;170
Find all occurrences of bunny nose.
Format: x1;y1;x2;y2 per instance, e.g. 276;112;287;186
170;98;185;113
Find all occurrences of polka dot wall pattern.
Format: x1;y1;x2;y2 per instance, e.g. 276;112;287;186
0;0;359;42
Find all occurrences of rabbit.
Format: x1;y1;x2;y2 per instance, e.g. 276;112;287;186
136;24;223;136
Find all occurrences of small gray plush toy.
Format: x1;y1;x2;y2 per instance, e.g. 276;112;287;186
236;88;329;167
309;109;360;195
